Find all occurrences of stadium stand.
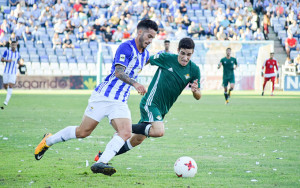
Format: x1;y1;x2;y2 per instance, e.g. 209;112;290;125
0;0;299;76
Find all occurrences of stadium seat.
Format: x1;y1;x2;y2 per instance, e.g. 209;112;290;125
62;69;71;75
86;56;95;64
31;62;41;70
55;48;64;56
71;69;81;75
80;69;90;75
191;4;200;10
290;51;299;60
77;56;86;63
58;56;68;64
52;69;62;75
43;69;52;75
30;54;40;62
40;55;49;63
73;48;82;56
77;62;87;70
50;62;59;70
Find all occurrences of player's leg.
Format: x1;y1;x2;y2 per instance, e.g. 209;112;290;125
92;101;132;175
91;118;131;176
4;82;15;106
262;77;268;96
228;77;235;98
223;77;229;103
35;115;99;160
270;77;275;96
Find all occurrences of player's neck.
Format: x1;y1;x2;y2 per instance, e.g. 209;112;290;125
134;38;144;53
226;56;231;59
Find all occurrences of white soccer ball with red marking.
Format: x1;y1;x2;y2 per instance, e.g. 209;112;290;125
174;156;197;177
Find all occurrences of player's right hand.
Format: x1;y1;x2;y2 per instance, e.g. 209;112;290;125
261;72;264;77
133;82;147;95
7;59;12;62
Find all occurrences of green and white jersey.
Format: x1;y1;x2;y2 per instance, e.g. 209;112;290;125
141;53;201;115
220;57;237;78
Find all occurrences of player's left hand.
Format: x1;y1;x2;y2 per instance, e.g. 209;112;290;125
190;79;199;93
277;73;279;78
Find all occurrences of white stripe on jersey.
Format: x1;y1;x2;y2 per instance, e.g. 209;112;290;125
144;105;153;122
146;68;162;106
3;50;20;75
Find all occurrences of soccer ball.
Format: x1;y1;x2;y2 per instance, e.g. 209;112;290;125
174;156;197;177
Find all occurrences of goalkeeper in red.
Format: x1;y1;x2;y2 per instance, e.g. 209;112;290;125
95;37;201;160
261;52;279;96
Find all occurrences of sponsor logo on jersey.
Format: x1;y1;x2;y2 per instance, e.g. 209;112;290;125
185;74;190;79
120;54;125;62
168;67;173;72
156;115;162;120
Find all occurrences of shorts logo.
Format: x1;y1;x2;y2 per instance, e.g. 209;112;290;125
120;54;125;62
156;115;162;120
184;74;190;79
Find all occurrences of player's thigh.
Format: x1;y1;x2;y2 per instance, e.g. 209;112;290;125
111;118;132;134
3;74;10;84
264;77;271;82
77;115;99;136
271;77;275;83
140;103;164;122
222;77;229;87
229;76;235;85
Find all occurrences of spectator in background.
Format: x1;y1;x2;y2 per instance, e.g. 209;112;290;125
73;0;83;12
6;32;20;51
276;2;284;16
175;25;187;39
187;22;199;38
122;28;130;39
157;29;167;40
31;4;41;21
216;26;227;40
71;12;82;28
179;1;187;15
198;23;206;37
76;26;85;42
284;16;292;31
103;26;113;43
52;32;62;49
294;24;300;41
285;33;298;56
244;27;253;40
112;26;123;43
263;13;270;40
250;11;259;32
165;8;174;23
0;32;7;47
62;33;74;49
285;56;294;66
207;0;219;11
32;25;41;43
9;0;19;7
22;26;33;42
13;22;24;40
254;28;264;40
54;19;66;34
85;26;96;42
288;20;298;36
64;20;75;35
254;0;263;15
294;54;300;73
182;14;191;29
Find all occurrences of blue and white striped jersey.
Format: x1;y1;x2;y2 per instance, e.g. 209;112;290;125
2;49;21;75
95;39;150;103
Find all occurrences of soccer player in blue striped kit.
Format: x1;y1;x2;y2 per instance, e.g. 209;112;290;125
1;41;21;108
34;19;158;176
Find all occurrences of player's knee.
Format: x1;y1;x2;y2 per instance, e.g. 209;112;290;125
76;128;91;138
152;129;165;137
119;130;131;140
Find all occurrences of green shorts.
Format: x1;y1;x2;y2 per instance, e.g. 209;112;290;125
223;76;235;87
139;103;164;123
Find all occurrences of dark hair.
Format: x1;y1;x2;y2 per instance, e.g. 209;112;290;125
11;41;17;44
164;40;170;44
137;19;158;32
178;38;194;50
226;47;231;51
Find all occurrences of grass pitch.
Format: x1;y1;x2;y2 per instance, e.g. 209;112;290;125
0;91;299;187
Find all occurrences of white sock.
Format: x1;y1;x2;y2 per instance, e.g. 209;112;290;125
5;88;13;103
126;139;133;149
97;135;125;163
46;126;77;146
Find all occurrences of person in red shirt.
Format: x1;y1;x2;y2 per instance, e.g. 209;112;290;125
285;33;297;56
73;0;83;12
261;52;279;96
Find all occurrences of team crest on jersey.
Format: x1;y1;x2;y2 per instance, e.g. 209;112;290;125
120;54;125;62
168;67;173;72
184;74;190;79
156;115;162;120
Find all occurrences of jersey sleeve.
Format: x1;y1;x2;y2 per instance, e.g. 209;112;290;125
234;58;237;65
275;60;279;70
2;50;7;58
149;52;166;67
220;58;224;65
114;42;132;67
262;59;267;69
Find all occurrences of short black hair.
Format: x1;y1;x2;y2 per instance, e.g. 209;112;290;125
226;47;231;51
137;19;158;32
11;41;17;44
178;38;194;50
164;40;170;44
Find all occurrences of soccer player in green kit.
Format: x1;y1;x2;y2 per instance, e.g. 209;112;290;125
217;48;238;104
94;38;201;160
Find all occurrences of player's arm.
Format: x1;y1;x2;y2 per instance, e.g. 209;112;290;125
234;59;238;70
217;61;222;69
1;51;11;63
115;64;146;95
261;60;266;77
190;79;201;100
